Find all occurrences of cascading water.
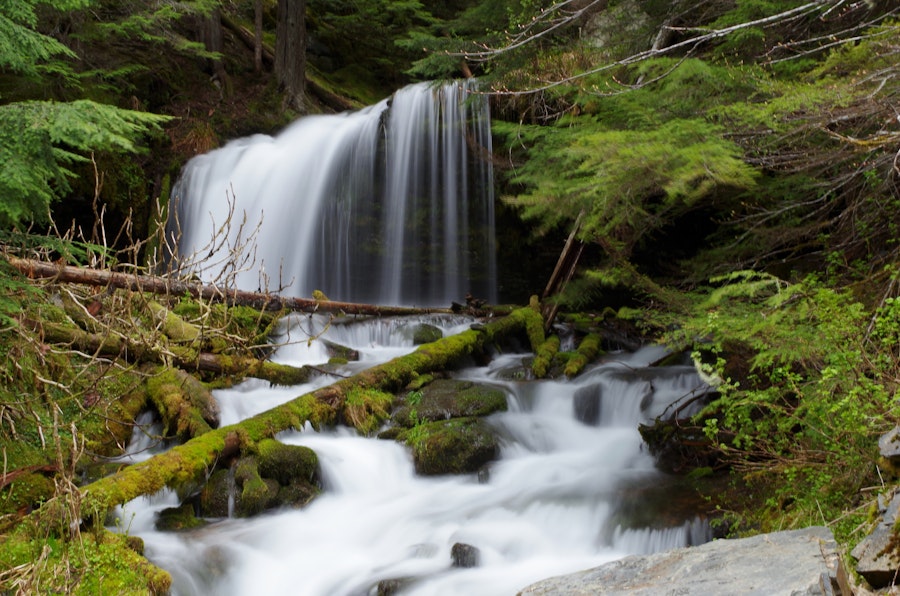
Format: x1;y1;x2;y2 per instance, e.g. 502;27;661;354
129;82;714;595
169;81;496;307
115;316;712;595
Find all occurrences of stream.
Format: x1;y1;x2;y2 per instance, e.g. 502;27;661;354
115;314;712;595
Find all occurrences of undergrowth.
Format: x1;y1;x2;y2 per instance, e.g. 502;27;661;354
654;270;900;544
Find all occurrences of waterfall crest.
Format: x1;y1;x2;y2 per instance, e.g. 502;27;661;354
170;81;497;306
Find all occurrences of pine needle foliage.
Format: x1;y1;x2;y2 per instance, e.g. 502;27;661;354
0;2;171;227
0;100;168;227
496;116;757;258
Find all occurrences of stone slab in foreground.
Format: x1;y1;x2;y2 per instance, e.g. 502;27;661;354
519;526;843;595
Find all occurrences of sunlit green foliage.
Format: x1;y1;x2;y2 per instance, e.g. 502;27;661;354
496;115;757;257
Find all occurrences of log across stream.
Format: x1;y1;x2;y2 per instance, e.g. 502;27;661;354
112;313;713;595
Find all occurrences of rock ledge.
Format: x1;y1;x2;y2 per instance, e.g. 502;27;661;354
518;526;843;595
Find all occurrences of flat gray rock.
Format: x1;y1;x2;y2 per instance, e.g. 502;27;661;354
518;526;841;595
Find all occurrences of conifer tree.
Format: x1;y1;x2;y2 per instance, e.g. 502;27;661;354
0;0;168;228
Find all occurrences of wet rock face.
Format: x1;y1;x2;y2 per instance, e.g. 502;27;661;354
519;526;843;595
573;384;601;425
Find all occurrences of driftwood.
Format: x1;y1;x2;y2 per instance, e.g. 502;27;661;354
8;257;466;317
50;307;540;519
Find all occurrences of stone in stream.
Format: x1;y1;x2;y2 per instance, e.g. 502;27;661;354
518;526;843;595
451;542;481;568
573;383;601;425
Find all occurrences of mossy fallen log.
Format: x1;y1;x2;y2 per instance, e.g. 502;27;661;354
145;367;219;440
532;334;560;378
39;307;540;522
564;333;602;377
22;318;310;385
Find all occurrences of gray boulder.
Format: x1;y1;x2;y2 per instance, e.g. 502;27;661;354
519;526;843;595
851;489;900;589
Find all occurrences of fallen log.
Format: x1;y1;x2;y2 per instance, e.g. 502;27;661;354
8;256;471;317
54;307;540;520
23;318;311;385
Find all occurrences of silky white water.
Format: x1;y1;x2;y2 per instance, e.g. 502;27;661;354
116;315;712;596
169;81;496;307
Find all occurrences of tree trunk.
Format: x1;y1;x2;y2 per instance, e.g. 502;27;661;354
275;0;307;112
200;8;229;94
46;307;540;518
254;0;264;73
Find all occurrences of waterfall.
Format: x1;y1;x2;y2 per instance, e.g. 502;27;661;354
169;81;497;307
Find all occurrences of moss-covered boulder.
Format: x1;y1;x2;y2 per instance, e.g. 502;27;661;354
401;417;499;475
408;323;443;345
256;438;318;485
155;503;206;531
392;380;507;428
202;440;320;518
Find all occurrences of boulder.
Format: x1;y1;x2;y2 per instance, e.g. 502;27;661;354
409;323;443;345
573;384;601;425
518;526;843;595
879;427;900;477
851;489;900;589
392;380;508;428
404;417;499;476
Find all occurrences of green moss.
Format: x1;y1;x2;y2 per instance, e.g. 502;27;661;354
257;360;312;386
0;527;170;595
145;367;216;440
256;438;318;485
0;472;54;516
564;333;602;377
532;334;560;378
235;456;274;516
342;387;394;435
155;503;206;531
402;418;499;476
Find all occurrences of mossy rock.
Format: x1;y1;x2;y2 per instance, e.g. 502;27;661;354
322;338;360;361
402;417;499;476
156;503;207;531
392;380;507;429
276;478;319;508
234;456;278;516
199;468;233;518
256;438;318;486
408;323;443;345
